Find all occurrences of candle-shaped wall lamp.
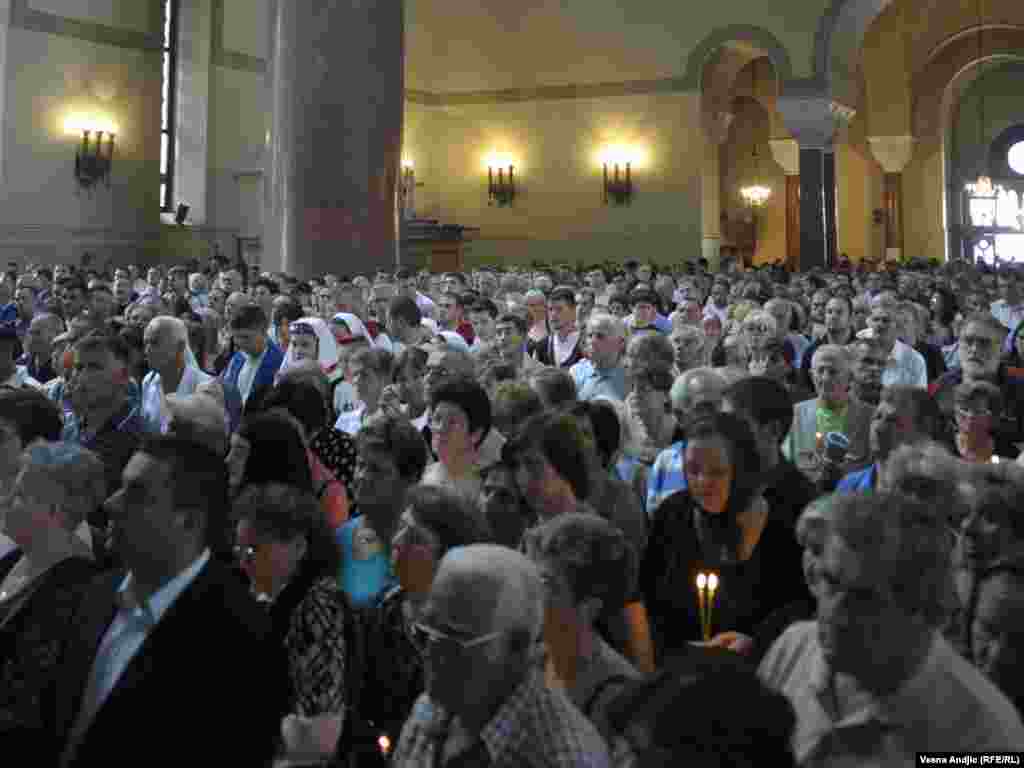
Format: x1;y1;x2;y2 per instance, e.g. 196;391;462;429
597;144;642;206
483;152;517;207
399;158;416;219
64;114;119;191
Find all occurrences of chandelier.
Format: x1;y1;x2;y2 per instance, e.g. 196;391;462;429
740;183;772;208
739;61;771;208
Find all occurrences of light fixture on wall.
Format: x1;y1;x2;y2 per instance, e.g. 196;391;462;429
738;62;772;208
400;158;417;219
598;145;640;206
64;115;118;191
966;0;992;196
484;153;516;207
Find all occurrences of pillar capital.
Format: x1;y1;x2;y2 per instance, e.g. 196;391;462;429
777;85;855;149
867;135;916;174
768;139;800;176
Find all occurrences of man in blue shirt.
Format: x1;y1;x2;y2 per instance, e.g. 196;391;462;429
835;385;943;494
571;311;627;401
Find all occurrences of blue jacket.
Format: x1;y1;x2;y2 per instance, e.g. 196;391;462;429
220;341;283;430
836;463;879;494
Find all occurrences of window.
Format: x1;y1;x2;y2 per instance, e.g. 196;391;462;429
160;0;179;211
1008;141;1024;176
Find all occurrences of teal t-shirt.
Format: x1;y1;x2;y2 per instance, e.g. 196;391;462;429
337;516;395;609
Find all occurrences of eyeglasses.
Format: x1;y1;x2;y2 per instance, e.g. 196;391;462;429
961;335;995;352
429;413;467;433
424;365;454;379
408;622;503;656
232;544;258;564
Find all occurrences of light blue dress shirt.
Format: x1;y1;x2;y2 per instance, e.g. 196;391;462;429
64;549;212;759
140;365;215;434
570;359;627;402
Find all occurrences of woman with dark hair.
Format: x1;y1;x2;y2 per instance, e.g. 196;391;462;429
569;400;648;561
232;482;353;763
362;484;491;756
930;287;958;347
227;409;348;529
262;378;357;494
640;412;808;663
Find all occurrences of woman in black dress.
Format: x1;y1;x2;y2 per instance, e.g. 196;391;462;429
640;412;810;664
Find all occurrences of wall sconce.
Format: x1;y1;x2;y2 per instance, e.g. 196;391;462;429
399;159;416;219
64;116;118;191
603;161;632;206
488;164;515;207
597;145;642;206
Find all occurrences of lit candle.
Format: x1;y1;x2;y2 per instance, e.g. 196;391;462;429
489;166;493;188
81;130;90;153
614;163;620;183
992;456;1001;464
378;734;391;756
625;162;631;186
696;572;707;640
706;572;719;640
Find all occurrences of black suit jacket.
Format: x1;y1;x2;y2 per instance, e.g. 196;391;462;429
533;332;585;369
49;558;289;768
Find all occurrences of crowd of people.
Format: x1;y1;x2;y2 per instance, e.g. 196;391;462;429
2;252;1024;765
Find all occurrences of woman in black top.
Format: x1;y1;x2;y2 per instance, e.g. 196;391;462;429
640;412;810;665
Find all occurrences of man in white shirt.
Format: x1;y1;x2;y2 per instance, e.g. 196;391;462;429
760;492;1024;765
140;317;218;434
703;278;729;326
991;273;1024;331
54;435;289;767
864;302;927;389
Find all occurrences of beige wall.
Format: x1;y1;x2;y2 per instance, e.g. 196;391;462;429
0;2;162;268
403;92;706;268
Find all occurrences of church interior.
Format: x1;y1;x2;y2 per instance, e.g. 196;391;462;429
2;0;1024;275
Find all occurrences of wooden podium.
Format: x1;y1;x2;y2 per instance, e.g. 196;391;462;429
400;219;479;272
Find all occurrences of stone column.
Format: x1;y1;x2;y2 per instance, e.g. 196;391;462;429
868;136;915;263
701;111;732;271
264;0;404;277
777;90;852;270
824;149;837;267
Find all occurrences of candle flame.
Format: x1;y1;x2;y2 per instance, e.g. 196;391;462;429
378;734;391;755
696;572;707;590
707;573;719;592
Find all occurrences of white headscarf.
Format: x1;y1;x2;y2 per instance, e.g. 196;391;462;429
278;316;340;377
332;312;374;346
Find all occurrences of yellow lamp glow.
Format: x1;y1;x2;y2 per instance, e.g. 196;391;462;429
594;143;648;171
482;151;518;173
401;158;414;170
63;114;120;138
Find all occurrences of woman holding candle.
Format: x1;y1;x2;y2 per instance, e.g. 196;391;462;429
639;412;809;664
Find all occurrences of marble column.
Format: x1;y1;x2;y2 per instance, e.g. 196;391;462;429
777;90;852;270
264;0;405;277
868;136;915;263
701;111;732;272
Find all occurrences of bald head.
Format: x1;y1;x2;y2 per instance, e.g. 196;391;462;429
428;544;544;645
671;367;726;412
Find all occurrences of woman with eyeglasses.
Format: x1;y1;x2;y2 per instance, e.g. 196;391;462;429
361;484;491;762
231;482;354;764
421;377;491;502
